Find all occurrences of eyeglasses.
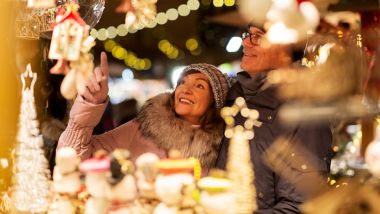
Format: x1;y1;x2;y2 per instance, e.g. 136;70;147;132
242;28;265;45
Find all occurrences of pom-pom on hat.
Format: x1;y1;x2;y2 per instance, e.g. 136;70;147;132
180;63;229;110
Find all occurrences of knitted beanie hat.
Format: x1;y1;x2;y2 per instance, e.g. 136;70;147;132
180;63;229;110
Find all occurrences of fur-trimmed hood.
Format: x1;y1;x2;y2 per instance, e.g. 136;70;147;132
136;92;224;170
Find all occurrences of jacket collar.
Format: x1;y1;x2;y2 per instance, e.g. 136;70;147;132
228;71;282;123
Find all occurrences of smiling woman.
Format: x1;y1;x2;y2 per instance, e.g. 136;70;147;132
58;62;229;172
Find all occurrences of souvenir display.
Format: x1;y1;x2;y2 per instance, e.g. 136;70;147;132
153;150;196;214
80;151;111;214
49;147;82;214
198;170;234;214
107;149;138;214
135;153;160;213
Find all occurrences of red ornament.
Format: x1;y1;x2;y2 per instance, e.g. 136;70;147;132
296;0;310;5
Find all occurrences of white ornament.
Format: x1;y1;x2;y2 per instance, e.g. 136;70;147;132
135;153;160;199
266;0;320;44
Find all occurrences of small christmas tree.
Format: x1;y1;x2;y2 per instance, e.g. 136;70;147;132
221;97;260;214
12;64;50;213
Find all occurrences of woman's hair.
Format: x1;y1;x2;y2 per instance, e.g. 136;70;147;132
171;70;223;130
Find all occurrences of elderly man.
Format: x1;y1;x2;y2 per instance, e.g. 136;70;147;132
216;25;333;213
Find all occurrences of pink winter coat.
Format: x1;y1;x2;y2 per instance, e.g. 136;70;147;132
58;93;224;170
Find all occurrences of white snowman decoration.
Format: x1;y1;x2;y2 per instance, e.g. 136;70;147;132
79;150;111;214
198;170;235;214
49;147;81;214
107;149;138;214
365;124;380;178
135;153;160;199
153;150;195;214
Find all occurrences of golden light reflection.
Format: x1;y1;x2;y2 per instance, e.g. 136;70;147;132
0;1;19;193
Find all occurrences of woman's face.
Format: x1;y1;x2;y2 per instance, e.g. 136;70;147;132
174;72;213;125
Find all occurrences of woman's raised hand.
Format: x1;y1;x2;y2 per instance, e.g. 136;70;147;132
80;52;109;104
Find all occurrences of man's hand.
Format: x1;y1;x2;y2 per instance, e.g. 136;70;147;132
80;52;109;104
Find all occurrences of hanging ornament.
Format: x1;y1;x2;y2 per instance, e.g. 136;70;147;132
49;5;87;61
221;97;261;214
27;0;55;9
12;64;51;213
266;0;320;44
49;3;95;100
117;0;157;29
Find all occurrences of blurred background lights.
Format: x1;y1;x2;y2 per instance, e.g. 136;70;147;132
147;20;157;28
188;0;200;10
186;38;199;51
107;26;117;39
166;8;179;21
171;66;186;87
117;24;128;36
97;28;108;41
178;4;190;16
143;58;152;70
224;0;235;6
213;0;223;7
226;36;242;52
92;0;201;41
122;68;134;80
104;40;116;52
156;12;168;25
90;28;98;38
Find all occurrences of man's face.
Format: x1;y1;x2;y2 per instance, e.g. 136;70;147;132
241;26;287;75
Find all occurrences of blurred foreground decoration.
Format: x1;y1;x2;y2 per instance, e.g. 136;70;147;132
15;0;105;40
238;0;333;44
48;3;95;99
302;179;380;214
116;0;157;30
221;97;261;214
11;64;50;213
267;12;380;124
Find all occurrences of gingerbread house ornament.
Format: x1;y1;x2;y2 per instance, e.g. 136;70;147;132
49;5;88;61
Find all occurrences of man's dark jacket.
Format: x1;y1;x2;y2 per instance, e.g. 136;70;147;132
216;71;333;214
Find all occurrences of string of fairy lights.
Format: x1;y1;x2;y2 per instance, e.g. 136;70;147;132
104;40;152;71
96;0;236;69
104;37;201;70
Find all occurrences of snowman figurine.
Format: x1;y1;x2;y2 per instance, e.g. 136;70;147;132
198;169;235;214
153;150;196;214
107;149;138;214
135;153;160;213
80;150;111;214
49;147;81;214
